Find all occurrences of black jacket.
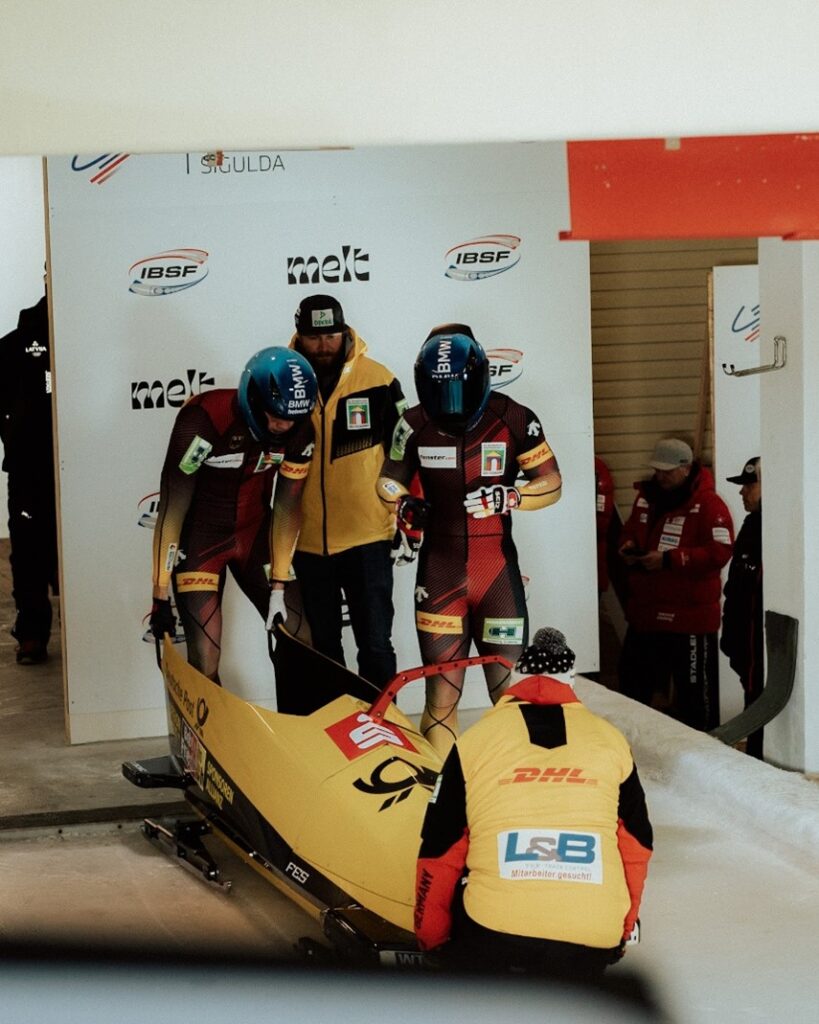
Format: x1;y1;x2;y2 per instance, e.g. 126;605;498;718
0;296;52;471
720;508;763;689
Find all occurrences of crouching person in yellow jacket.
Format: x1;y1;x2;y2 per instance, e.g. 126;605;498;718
414;627;652;979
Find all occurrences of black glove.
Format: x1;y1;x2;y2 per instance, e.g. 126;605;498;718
396;494;432;532
391;529;422;566
606;940;627;965
150;598;176;639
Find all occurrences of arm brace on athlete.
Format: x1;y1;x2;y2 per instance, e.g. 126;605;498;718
515;470;563;511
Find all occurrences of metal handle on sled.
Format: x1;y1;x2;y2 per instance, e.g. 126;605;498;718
369;654;514;721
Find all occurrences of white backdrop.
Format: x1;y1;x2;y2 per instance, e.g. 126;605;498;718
47;143;595;743
712;265;761;722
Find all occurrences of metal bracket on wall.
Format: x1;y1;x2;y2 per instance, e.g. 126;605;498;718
722;335;787;377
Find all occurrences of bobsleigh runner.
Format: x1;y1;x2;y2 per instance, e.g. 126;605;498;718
123;625;512;967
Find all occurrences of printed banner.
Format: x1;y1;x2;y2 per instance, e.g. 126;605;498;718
47;144;595;741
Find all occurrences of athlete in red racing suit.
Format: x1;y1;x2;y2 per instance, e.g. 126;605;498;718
378;326;562;755
151;349;316;682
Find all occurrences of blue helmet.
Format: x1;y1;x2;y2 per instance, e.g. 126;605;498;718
414;324;491;434
238;347;317;442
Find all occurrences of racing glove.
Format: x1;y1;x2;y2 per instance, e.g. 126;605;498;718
463;485;521;518
266;587;287;631
149;598;176;639
392;494;430;567
391;529;422;566
396;494;432;532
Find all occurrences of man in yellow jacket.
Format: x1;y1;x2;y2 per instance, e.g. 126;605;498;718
415;627;652;978
290;295;406;686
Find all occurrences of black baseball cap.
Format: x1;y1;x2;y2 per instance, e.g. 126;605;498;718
294;294;346;335
726;457;760;485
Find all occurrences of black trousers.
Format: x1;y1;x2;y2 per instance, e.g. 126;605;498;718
619;627;719;731
292;540;396;687
445;893;615;979
6;464;58;645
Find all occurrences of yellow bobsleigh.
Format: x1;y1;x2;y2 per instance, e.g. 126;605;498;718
124;626;511;965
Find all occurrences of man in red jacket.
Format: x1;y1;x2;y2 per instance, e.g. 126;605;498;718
617;438;734;730
414;627;652;978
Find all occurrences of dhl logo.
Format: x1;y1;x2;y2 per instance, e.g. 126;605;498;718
281;461;310;480
415;612;462;635
176;572;220;592
499;767;598;786
518;441;554;470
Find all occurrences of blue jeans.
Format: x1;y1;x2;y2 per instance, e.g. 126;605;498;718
293;540;396;687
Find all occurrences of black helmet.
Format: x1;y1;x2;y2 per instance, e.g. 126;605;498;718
294;294;346;335
414;324;490;434
238;347;317;442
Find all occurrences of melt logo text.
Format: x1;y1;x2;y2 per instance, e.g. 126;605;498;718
131;369;215;411
129;249;209;296
71;153;131;184
287;244;369;285
488;348;524;388
445;234;521;281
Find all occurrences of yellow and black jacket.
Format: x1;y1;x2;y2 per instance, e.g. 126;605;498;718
415;676;652;951
291;329;405;555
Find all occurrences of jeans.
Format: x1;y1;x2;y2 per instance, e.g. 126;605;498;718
292;540;396;687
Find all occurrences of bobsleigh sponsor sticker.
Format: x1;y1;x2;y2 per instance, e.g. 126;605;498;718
481;442;506;476
254;451;284;473
346;397;371;430
327;712;417;760
179;435;213;475
204;452;244;469
658;534;680;550
712;526;731;544
419;446;457;469
483;618;525;644
498;829;602;883
390;418;413;460
662;520;683;535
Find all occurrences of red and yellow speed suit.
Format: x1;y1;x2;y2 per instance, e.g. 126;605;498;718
378;392;561;754
414;675;652;962
152;389;313;680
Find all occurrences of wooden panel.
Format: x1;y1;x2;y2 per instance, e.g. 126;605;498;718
593;377;700;399
593;359;702;381
590;248;758;273
594;395;695;417
591;237;758;506
591;287;704;309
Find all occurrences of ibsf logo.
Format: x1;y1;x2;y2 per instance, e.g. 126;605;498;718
286;245;369;286
487;348;524;389
71;153;131;185
129;249;209;296
131;369;215;410
137;491;160;529
445;234;521;281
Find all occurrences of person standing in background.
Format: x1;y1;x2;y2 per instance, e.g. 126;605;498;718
618;438;734;731
595;455;615;594
720;457;764;758
290;294;406;688
0;293;58;664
